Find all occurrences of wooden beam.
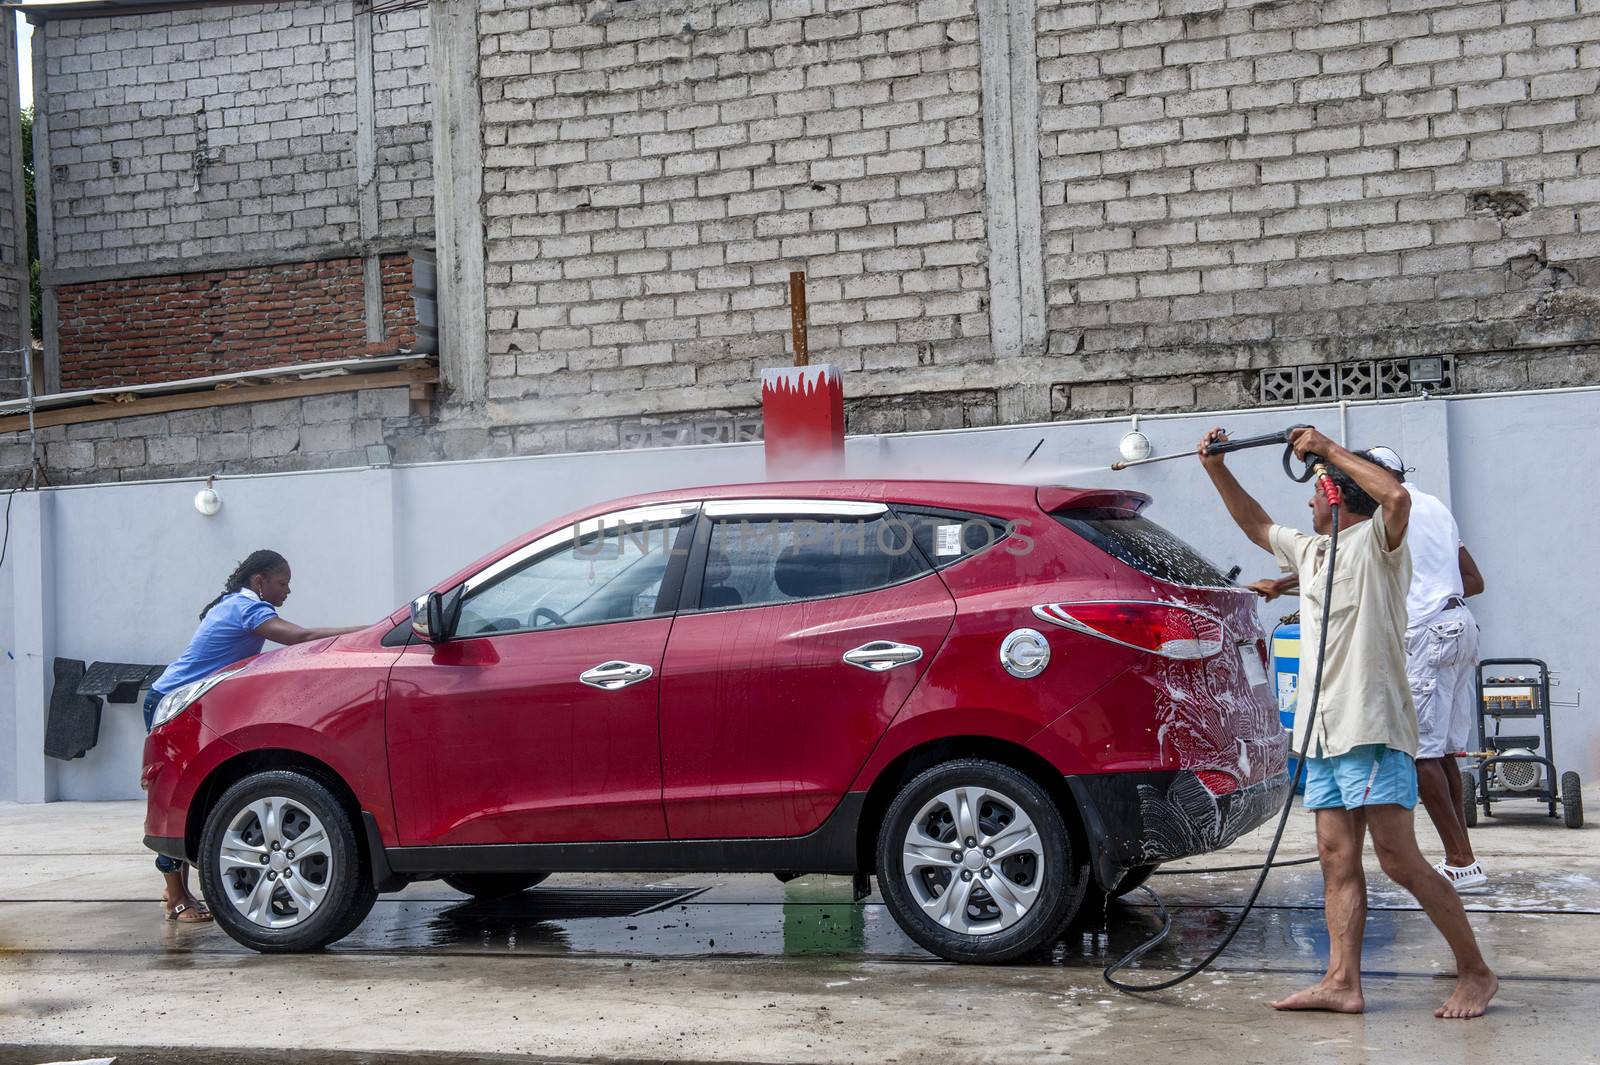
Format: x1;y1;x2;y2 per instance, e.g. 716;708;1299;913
0;366;438;434
788;270;809;367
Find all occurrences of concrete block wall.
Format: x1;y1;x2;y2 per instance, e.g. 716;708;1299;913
475;0;994;448
373;2;436;244
40;1;432;266
34;0;434;392
0;13;27;400
1036;0;1600;415
0;385;429;487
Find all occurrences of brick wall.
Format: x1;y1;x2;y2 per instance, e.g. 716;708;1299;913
476;0;993;443
1036;0;1600;415
55;253;418;390
40;0;433;270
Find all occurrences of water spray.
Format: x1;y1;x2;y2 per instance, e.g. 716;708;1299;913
1111;424;1322;482
1103;443;1343;994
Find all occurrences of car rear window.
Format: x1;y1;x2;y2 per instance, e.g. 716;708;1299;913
1053;508;1233;588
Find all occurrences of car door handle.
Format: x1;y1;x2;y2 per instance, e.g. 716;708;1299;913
842;640;924;672
579;660;655;690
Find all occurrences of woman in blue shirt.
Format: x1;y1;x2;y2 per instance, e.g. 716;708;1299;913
145;549;364;922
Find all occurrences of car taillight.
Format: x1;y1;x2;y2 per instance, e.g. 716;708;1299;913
1194;770;1240;796
1031;601;1224;660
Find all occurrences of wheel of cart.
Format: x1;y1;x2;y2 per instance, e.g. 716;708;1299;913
1562;771;1584;829
1472;659;1583;828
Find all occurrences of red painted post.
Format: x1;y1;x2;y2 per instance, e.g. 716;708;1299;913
762;271;844;478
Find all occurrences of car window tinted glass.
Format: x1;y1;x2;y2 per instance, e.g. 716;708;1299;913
704;516;929;609
1053;508;1232;588
894;508;1009;569
456;518;687;637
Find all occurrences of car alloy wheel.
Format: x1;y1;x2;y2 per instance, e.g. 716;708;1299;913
199;769;376;952
900;786;1045;934
217;796;334;929
876;758;1077;963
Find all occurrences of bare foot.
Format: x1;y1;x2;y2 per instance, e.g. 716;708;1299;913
1435;970;1497;1019
1271;980;1365;1014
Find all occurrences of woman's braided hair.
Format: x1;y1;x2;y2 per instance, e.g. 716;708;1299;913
200;549;287;619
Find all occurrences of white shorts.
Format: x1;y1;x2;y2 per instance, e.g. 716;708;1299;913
1405;605;1480;760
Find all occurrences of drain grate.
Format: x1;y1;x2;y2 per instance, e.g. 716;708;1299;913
453;887;706;919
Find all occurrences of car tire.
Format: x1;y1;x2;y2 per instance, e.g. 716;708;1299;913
876;759;1077;964
199;769;377;953
443;873;551;898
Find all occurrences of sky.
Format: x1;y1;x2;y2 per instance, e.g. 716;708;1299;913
16;12;31;109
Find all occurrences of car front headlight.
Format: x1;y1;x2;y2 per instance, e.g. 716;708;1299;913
151;668;243;729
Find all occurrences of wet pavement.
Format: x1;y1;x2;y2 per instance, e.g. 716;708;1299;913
3;793;1598;1063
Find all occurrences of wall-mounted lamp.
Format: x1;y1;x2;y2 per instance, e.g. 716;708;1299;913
1119;430;1152;464
1408;356;1445;393
194;475;222;517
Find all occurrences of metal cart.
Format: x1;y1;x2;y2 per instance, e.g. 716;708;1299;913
1467;659;1583;829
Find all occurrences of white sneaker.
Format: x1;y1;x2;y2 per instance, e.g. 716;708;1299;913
1435;860;1488;892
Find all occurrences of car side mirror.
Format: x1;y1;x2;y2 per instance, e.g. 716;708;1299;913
410;592;447;644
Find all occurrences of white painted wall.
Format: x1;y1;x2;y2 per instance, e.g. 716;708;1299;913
4;389;1596;801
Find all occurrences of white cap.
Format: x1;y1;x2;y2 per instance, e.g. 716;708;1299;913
1365;445;1405;473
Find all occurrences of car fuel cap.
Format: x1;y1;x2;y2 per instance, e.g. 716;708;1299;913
1000;628;1051;679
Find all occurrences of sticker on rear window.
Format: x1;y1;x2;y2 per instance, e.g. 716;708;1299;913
934;524;963;556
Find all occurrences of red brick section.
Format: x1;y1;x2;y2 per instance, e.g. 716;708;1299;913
381;253;419;353
56;253;421;390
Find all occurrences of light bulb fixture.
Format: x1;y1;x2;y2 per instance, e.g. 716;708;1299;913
194;475;222;517
1119;430;1152;463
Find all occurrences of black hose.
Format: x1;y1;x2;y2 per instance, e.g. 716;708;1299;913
1152;855;1319;876
1103;504;1340;993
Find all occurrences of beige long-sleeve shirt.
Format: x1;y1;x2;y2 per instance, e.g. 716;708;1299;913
1271;512;1418;759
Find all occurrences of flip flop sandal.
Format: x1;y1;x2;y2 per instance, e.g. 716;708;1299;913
165;902;212;923
1435;860;1488;892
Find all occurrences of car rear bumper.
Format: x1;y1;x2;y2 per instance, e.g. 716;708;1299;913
1066;769;1291;891
144;834;188;863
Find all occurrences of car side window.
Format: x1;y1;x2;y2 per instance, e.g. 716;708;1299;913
455;516;688;637
894;508;1010;569
702;515;929;610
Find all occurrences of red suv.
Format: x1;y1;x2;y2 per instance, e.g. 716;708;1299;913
143;480;1288;962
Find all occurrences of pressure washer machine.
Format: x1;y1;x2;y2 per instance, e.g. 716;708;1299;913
1466;658;1583;829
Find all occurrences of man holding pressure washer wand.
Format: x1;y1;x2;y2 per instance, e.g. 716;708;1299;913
1251;448;1490;893
1200;426;1497;1020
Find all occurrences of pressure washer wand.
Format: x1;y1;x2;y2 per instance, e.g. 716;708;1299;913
1110;425;1319;482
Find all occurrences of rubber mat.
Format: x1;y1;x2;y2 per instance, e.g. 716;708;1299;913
76;661;165;703
45;658;101;761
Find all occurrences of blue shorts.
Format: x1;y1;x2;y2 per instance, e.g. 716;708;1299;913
1304;744;1418;810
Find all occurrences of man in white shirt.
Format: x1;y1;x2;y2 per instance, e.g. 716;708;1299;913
1250;447;1488;891
1203;427;1495;1020
1367;446;1487;891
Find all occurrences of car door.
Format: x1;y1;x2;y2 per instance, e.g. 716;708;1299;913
658;500;956;839
386;503;697;847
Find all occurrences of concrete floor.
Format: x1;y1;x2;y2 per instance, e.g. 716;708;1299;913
1;790;1597;1064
